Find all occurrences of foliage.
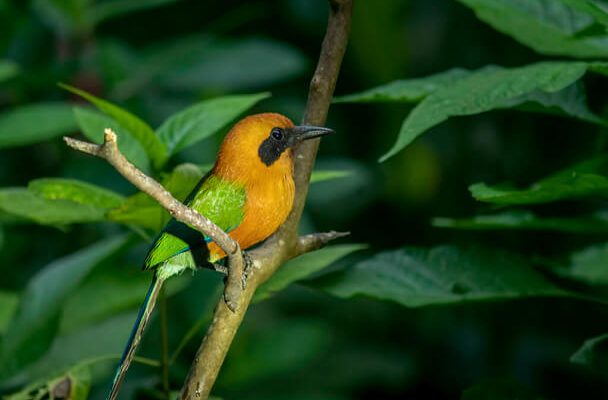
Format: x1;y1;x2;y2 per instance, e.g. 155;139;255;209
1;0;608;399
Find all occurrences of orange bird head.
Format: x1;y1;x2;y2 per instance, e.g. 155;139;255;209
214;113;333;184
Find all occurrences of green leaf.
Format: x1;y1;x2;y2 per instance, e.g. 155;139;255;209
0;188;107;225
28;178;124;209
571;333;608;374
433;210;608;234
0;235;128;380
5;363;91;400
60;84;167;168
311;245;568;307
461;379;543;400
470;170;608;205
380;62;598;161
310;169;353;184
0;60;18;83
557;242;608;285
469;155;608;205
88;0;176;26
108;163;203;229
157;93;270;155
0;292;19;335
0;103;78;148
254;244;366;302
457;0;608;58
335;68;471;103
73;106;151;172
159;37;308;91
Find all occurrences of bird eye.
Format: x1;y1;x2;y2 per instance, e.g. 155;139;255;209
271;128;284;141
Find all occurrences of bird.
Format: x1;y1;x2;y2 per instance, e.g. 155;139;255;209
107;112;333;400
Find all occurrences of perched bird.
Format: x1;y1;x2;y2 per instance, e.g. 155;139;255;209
108;113;333;400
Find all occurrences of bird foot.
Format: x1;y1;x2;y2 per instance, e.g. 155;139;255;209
241;251;253;290
222;251;253;313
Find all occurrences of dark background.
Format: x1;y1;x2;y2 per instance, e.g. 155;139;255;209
1;1;607;399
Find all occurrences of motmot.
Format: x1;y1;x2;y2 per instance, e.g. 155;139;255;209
108;113;333;400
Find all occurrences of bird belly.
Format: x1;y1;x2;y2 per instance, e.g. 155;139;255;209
208;173;295;260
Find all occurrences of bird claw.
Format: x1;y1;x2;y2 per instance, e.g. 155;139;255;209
222;251;253;313
241;251;253;290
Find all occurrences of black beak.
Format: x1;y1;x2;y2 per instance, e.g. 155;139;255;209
291;125;334;141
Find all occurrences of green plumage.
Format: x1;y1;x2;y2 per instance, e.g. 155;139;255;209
144;174;246;276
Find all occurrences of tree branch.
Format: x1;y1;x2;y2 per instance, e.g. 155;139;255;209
64;129;245;311
180;0;354;398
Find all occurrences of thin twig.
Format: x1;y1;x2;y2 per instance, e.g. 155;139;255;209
180;1;353;398
64;130;245;311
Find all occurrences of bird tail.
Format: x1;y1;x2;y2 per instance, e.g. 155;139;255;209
107;273;165;400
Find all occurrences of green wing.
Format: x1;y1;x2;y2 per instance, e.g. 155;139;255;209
144;174;246;270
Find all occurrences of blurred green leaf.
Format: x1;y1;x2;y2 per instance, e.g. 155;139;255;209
0;60;18;83
5;363;91;400
0;103;78;148
24;313;136;382
470;174;608;205
0;188;107;225
88;0;176;26
73;106;152;172
28;178;124;209
433;210;608;234
108;163;203;229
471;155;608;206
571;333;608;374
335;68;471;103
0;291;18;335
379;62;602;161
157;93;270;155
221;319;330;386
160;37;308;91
461;378;543;400
254;244;366;302
0;235;128;381
60;84;168;168
557;242;608;285
310;169;353;183
32;0;89;34
311;246;569;307
457;0;608;58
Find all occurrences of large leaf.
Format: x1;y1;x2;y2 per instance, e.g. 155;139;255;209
0;60;18;83
334;68;471;103
108;163;203;229
472;155;608;205
0;235;128;380
60;84;167;168
379;62;600;161
159;37;308;91
28;178;124;209
0;188;108;225
73;106;151;172
457;0;608;58
254;244;366;302
157;93;270;155
311;246;569;307
433;210;608;234
0;291;19;335
471;174;608;205
0;103;78;148
557;242;608;285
